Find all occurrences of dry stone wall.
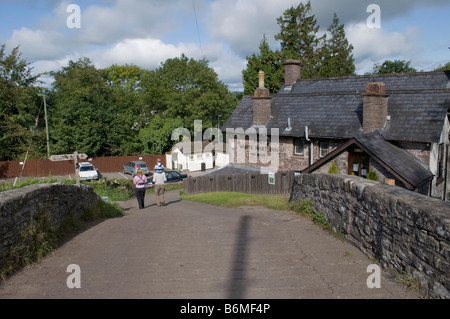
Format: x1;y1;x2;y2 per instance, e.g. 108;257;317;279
290;173;450;299
0;184;99;266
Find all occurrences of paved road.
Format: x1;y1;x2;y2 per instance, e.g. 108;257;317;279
0;190;421;301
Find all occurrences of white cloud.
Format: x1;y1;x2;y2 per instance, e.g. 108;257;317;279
206;0;299;55
7;27;66;61
346;23;417;70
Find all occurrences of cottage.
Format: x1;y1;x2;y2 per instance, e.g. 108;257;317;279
166;140;229;172
222;60;450;199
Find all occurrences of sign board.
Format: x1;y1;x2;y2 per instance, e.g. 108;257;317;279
268;172;275;185
50;153;87;161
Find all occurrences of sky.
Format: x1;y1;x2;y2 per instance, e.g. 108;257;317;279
0;0;449;92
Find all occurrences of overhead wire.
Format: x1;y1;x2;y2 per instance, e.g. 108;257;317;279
192;0;204;57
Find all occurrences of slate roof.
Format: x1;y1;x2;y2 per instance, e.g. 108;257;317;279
302;131;434;189
354;131;433;188
223;71;450;144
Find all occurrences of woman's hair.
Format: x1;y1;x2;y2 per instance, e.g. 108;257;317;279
136;168;143;175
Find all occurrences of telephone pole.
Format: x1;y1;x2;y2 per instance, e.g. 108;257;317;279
38;93;50;158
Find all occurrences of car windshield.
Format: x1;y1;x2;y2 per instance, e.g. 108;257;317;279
80;166;94;171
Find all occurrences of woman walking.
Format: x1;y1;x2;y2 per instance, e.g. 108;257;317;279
133;168;148;209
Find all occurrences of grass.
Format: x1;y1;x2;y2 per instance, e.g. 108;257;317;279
181;191;291;211
181;191;345;240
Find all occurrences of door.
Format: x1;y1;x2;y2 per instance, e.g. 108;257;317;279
349;153;369;178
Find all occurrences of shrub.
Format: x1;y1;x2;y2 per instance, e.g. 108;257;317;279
328;161;339;174
366;170;379;181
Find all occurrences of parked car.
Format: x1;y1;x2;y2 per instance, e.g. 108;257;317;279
123;161;151;177
78;162;99;181
164;170;188;183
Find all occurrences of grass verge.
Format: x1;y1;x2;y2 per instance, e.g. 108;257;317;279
180;192;344;240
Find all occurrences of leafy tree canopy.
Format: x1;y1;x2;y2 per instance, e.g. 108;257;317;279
371;59;417;74
0;44;43;160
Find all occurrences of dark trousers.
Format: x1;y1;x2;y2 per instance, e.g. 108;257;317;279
135;187;146;209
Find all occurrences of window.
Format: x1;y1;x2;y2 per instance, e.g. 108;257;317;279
196;154;202;160
205;153;211;158
294;139;304;156
349;153;369;178
189;155;194;161
320;142;329;158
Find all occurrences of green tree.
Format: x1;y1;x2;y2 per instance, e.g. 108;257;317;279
0;44;43;160
372;60;417;74
275;1;324;78
318;13;355;77
434;62;450;71
242;35;284;95
141;54;238;135
49;58;111;157
139;115;184;155
104;64;146;155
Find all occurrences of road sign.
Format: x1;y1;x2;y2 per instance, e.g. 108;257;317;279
49;153;87;161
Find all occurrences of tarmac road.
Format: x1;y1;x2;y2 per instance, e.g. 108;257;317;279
0;190;422;301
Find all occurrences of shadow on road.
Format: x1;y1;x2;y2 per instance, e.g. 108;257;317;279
227;215;250;299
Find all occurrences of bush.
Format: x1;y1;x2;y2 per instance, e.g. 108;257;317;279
328;161;339;174
366;170;379;181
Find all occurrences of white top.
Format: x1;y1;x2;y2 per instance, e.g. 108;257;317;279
153;172;167;185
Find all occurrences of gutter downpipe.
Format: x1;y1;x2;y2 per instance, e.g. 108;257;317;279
305;126;313;166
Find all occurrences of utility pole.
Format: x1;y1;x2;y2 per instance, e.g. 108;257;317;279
38;93;50;158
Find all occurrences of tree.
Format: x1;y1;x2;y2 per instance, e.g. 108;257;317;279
242;35;284;95
104;64;146;155
49;58;111;157
0;44;42;160
274;1;324;78
141;54;238;136
318;13;355;77
371;60;417;74
434;62;450;71
138;115;184;155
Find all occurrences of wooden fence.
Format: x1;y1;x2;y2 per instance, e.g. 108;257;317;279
183;171;296;195
0;155;166;178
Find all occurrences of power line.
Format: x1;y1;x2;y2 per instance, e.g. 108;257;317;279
192;0;203;57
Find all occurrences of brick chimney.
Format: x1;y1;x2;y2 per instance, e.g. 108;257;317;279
283;59;301;86
253;71;271;126
363;82;389;133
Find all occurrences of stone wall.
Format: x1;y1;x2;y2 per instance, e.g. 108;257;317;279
0;184;100;265
290;173;450;299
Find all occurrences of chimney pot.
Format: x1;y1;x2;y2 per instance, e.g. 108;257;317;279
258;70;265;88
283;60;301;86
366;82;386;94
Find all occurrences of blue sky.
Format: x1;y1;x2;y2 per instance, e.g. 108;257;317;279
1;0;449;91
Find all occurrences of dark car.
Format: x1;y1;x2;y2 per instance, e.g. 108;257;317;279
123;160;151;177
164;170;188;183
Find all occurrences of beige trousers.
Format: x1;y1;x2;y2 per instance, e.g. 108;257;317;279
155;185;165;206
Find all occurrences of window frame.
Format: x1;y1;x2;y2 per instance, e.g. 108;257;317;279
319;141;330;158
294;139;305;156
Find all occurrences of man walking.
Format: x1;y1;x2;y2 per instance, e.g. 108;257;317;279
153;159;167;207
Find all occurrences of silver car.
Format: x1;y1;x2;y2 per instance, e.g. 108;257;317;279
123;161;151;177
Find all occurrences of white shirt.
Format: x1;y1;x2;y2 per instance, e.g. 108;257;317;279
153;172;167;185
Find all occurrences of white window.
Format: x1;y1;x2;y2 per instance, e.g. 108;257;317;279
196;154;202;160
320;141;329;158
294;139;304;156
189;155;194;161
205;153;211;158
